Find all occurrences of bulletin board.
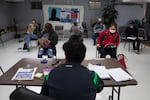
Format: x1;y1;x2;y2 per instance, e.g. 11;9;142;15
43;5;84;30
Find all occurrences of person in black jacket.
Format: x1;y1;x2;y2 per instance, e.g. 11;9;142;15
38;23;58;58
41;34;104;100
125;22;140;53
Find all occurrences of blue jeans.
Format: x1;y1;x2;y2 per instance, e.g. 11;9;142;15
38;48;53;58
93;33;99;45
24;34;38;48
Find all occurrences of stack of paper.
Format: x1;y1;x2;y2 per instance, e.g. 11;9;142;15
87;63;110;79
107;68;133;82
12;67;37;81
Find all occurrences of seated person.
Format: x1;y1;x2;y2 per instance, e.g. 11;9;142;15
38;23;58;58
93;18;105;45
23;19;39;51
40;34;104;100
97;23;120;58
70;22;83;35
125;22;140;53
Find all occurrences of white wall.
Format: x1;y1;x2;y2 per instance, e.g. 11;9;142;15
115;4;146;27
43;5;84;30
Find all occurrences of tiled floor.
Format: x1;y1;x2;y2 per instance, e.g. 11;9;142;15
0;38;150;100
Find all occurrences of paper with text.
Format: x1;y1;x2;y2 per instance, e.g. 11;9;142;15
12;68;37;81
87;63;110;79
107;68;133;82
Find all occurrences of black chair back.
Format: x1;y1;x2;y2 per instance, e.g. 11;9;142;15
10;87;55;100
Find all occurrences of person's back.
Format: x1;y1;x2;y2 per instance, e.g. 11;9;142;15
43;63;103;100
41;34;104;100
70;22;83;35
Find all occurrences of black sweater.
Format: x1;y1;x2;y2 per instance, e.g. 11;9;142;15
41;62;104;100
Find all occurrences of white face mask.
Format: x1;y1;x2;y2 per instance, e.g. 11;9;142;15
110;29;116;33
129;25;133;29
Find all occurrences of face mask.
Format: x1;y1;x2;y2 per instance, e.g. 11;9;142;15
110;29;116;33
129;25;133;29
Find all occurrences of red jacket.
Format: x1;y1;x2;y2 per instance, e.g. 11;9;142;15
97;29;120;47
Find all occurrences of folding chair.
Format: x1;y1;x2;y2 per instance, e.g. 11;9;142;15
30;38;38;48
55;26;64;41
138;28;147;52
123;37;136;51
96;47;100;58
0;32;4;47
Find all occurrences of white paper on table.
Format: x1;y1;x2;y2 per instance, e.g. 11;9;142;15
107;68;133;82
87;63;110;79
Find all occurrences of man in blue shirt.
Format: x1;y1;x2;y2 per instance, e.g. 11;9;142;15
93;18;105;45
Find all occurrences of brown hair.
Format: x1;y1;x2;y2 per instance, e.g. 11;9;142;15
44;23;55;33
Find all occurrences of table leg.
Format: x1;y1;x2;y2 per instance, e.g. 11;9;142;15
109;87;121;100
0;35;4;47
0;66;4;74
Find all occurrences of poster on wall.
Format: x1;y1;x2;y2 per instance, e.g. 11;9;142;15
48;7;61;21
48;7;79;23
60;8;71;23
60;8;79;23
70;8;79;23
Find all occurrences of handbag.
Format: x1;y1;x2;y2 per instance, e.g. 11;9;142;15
117;54;127;69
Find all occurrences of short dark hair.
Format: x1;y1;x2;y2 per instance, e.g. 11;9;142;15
73;22;78;26
63;35;86;63
68;34;83;43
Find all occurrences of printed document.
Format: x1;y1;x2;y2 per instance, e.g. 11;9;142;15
12;67;37;81
87;63;110;79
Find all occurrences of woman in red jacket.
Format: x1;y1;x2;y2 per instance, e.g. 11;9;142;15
97;23;120;58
